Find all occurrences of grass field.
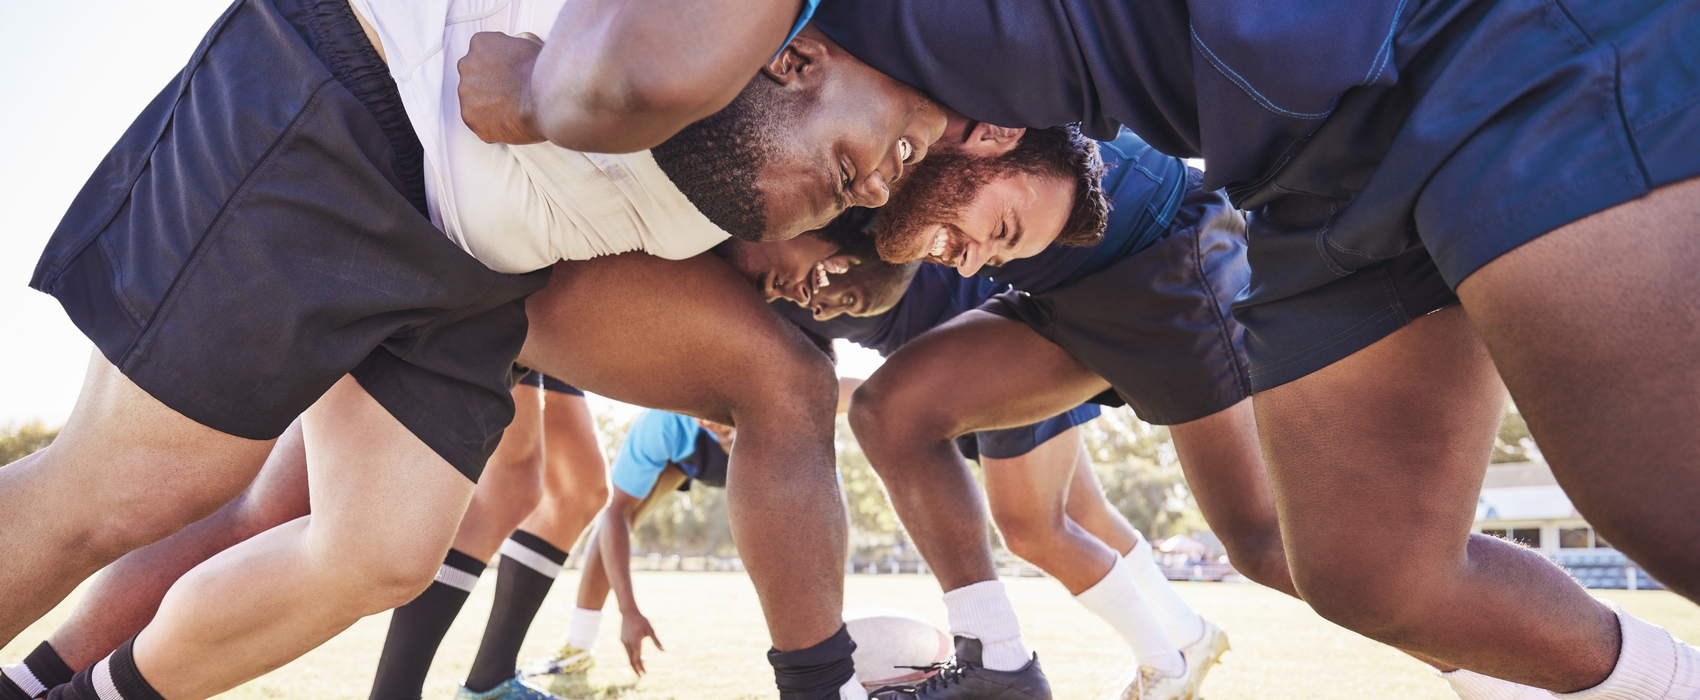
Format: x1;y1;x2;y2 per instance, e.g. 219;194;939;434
8;572;1699;700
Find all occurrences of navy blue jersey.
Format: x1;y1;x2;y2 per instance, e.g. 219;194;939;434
978;129;1189;295
811;0;1419;193
780;264;1004;357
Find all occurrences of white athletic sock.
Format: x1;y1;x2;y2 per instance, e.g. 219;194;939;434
565;607;603;651
1556;602;1700;699
1438;668;1552;700
1076;556;1185;678
839;677;869;700
1124;534;1205;648
942;580;1031;672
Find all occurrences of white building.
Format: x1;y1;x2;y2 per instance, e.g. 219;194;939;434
1474;460;1660;590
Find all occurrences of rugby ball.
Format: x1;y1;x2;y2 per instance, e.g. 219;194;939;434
845;608;953;689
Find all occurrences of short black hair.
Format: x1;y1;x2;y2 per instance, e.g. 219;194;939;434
651;77;803;242
812;207;879;262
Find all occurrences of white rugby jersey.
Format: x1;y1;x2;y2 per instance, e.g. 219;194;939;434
348;0;730;274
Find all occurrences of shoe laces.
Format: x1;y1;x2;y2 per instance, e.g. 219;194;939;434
876;657;974;697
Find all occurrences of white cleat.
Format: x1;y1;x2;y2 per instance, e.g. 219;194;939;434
1108;665;1190;700
1178;620;1230;698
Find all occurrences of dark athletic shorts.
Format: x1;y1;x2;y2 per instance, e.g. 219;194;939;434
955;403;1102;462
674;430;730;492
1233;0;1700;391
28;0;550;479
516;368;585;397
980;178;1252;426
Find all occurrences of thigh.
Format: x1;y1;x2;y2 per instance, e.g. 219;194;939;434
300;376;474;562
1459;175;1700;597
1254;307;1506;594
861;310;1109;436
981;427;1085;522
1167;401;1279;541
540;390;608;492
518;252;833;424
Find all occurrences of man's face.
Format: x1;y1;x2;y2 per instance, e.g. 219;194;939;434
875;151;1073;276
652;28;948;242
716;233;857;306
807;260;915;321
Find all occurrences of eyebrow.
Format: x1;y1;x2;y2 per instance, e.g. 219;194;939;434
1009;211;1025;251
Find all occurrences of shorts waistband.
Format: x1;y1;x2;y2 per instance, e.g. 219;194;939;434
274;0;428;217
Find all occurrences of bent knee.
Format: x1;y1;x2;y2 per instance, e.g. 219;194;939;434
324;543;449;611
1293;566;1438;643
849;378;952;446
992;510;1063;563
1218;530;1292;590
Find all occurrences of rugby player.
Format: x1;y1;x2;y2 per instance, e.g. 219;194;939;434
0;2;946;700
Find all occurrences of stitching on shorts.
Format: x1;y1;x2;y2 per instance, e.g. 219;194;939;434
1611;47;1653;187
1362;0;1412;86
123;79;338;369
1190;215;1253;398
1189;25;1333;120
37;3;246;292
1544;0;1596;50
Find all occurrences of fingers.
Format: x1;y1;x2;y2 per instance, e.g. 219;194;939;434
650;629;665;652
625;638;645;676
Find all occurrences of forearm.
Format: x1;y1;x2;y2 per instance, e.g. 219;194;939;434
599;509;642;614
530;0;802;152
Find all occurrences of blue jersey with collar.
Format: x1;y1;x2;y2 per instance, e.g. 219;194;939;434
810;0;1422;194
977;129;1189;295
610;409;720;499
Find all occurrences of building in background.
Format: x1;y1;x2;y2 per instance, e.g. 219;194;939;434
1475;460;1661;590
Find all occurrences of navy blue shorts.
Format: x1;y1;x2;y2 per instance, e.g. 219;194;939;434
28;0;550;479
956;403;1102;462
516;368;584;397
1233;0;1700;391
980;177;1252;426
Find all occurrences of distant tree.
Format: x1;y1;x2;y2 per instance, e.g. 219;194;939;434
1079;408;1206;540
0;423;59;467
1491;400;1540;463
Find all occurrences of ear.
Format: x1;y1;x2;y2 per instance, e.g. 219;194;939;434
959;122;1025;157
762;31;829;88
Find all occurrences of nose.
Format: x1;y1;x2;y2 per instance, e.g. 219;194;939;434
854;170;891;208
956;244;989;276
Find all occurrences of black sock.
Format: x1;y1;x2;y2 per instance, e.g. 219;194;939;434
2;642;74;700
46;638;162;700
368;549;486;700
462;531;569;693
770;625;858;700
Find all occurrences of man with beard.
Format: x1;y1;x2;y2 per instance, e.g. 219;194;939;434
529;1;1700;696
0;1;945;699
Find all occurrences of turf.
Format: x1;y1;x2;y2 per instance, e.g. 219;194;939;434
7;572;1698;699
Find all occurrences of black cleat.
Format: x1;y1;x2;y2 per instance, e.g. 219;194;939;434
871;637;1051;700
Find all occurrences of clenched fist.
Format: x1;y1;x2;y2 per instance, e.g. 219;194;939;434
457;31;547;144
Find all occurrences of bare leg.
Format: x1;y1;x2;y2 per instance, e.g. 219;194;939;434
0;353;274;644
132;375;476;700
44;421;312;671
1167;402;1294;595
850;311;1108;592
519;252;843;652
981;429;1118;595
1059;438;1142;556
1257;307;1617;690
451;384;547;561
1459;176;1700;602
518;391;610;551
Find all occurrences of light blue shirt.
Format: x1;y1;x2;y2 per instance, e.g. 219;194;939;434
610;410;710;499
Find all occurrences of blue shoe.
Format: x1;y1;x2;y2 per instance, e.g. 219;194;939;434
454;675;566;700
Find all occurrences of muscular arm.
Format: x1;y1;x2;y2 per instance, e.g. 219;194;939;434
530;0;802;152
596;467;688;674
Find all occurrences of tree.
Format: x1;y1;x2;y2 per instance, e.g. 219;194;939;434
1491;400;1540;463
0;422;59;467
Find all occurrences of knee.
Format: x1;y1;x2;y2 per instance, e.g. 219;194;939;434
324;539;450;612
734;340;838;427
991;507;1062;565
1290;560;1433;644
1218;527;1293;591
848;378;948;453
84;480;240;558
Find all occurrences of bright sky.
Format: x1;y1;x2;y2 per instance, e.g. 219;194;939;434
0;1;883;426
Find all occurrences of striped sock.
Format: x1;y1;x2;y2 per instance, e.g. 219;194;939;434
45;639;161;700
464;531;570;692
368;549;487;700
2;643;74;700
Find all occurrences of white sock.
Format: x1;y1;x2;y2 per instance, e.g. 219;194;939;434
942;580;1031;672
1438;668;1553;700
839;677;869;700
1556;602;1700;699
565;607;603;651
1076;556;1185;678
1125;534;1205;647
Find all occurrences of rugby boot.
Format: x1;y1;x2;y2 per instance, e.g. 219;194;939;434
454;675;565;700
1105;665;1189;700
1178;621;1230;698
520;642;595;678
871;637;1051;700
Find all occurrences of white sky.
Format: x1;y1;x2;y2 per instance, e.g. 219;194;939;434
0;1;884;426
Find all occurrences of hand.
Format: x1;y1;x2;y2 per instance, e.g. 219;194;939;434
620;610;664;676
457;32;547;144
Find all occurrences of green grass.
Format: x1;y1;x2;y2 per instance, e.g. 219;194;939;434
7;572;1698;699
